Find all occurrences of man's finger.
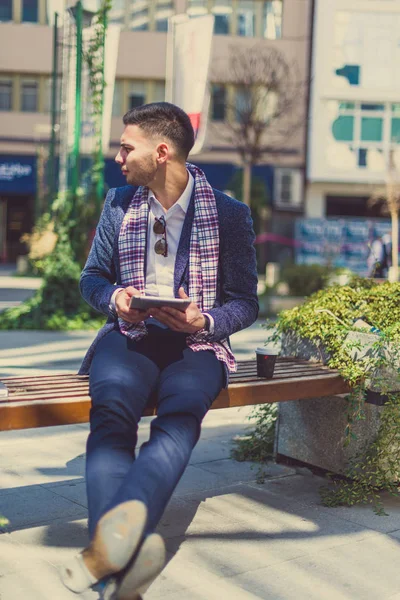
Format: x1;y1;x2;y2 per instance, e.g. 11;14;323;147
178;287;189;299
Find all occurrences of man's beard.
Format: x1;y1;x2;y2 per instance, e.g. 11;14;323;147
126;157;157;187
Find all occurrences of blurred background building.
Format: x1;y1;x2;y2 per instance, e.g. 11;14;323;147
0;0;312;263
306;0;400;219
298;0;400;277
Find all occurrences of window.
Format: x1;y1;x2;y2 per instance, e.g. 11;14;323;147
187;0;208;18
274;168;302;210
235;86;252;122
112;80;123;116
44;76;52;113
0;0;12;21
392;104;400;144
155;0;174;32
211;84;226;121
332;116;354;142
129;0;149;31
0;79;12;111
329;101;396;170
128;81;146;109
263;0;282;39
212;0;231;35
237;1;256;37
22;0;38;22
21;80;38;112
153;81;165;102
361;117;383;142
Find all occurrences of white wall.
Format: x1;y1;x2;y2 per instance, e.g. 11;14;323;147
307;0;400;184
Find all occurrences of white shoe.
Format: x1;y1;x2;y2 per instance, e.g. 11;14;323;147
60;500;147;594
103;533;166;600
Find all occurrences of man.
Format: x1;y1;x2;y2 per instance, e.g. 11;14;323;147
60;102;258;599
367;233;392;278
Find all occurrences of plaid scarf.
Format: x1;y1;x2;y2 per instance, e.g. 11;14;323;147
117;163;236;373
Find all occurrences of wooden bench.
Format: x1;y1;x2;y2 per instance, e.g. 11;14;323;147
0;358;351;432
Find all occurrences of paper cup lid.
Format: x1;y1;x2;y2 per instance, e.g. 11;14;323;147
256;347;279;355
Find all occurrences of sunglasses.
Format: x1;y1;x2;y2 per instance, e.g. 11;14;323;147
153;215;168;257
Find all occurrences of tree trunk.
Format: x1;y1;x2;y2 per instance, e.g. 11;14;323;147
242;161;252;207
390;209;399;282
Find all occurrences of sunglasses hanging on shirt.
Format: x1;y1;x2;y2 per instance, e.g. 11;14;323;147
153;215;168;257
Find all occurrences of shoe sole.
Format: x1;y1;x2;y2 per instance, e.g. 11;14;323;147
60;500;147;592
84;500;148;580
117;533;166;600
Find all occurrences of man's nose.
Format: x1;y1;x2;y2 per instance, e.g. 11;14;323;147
115;152;123;164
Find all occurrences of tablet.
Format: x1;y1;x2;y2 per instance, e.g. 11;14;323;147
130;295;191;312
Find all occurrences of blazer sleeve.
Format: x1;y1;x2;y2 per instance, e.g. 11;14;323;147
206;201;259;341
80;188;123;316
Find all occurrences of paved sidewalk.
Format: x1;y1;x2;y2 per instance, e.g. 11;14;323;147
1;324;400;598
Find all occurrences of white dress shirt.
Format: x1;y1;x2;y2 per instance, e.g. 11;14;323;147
110;170;214;333
145;170;194;297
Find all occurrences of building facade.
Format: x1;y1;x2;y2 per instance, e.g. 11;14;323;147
0;0;312;263
306;0;400;219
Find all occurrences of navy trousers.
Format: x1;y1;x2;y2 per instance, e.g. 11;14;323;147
86;326;225;539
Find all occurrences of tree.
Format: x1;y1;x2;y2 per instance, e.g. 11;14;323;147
211;44;306;208
369;150;400;282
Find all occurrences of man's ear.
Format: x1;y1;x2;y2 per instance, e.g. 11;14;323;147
156;142;169;164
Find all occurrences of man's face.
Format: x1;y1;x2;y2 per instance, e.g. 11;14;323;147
115;124;159;187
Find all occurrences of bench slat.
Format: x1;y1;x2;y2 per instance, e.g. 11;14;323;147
0;359;351;431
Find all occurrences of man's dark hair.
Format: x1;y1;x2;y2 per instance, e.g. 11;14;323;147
123;102;195;159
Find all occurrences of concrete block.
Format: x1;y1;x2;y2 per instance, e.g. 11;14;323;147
276;330;397;474
275;395;382;474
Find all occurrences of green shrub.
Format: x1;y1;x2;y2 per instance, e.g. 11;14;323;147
280;263;336;297
0;234;105;331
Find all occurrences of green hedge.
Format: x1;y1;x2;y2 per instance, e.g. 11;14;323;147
281;264;338;297
0;235;105;331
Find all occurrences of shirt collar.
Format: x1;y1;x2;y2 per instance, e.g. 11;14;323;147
148;170;194;215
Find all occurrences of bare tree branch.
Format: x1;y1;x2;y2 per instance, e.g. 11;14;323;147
210;43;307;205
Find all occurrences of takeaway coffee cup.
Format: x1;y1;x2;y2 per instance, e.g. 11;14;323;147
256;347;279;378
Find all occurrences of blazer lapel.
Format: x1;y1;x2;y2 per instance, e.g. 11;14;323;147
174;189;195;296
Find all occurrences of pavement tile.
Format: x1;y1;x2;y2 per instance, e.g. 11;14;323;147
173;465;236;496
0;561;97;600
0;535;45;577
228;531;400;600
189;438;233;464
6;516;89;558
0;485;88;530
146;554;262;600
145;550;229;599
253;472;400;534
176;483;376;554
44;480;88;508
197;458;295;483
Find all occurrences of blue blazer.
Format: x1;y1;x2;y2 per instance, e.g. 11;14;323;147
79;184;259;376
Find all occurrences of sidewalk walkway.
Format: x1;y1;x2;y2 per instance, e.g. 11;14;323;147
1;326;400;598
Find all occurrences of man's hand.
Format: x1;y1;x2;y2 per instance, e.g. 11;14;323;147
151;287;206;334
115;286;151;324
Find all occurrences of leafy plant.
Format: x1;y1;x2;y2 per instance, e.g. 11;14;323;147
232;404;278;482
0;233;105;331
233;277;400;514
280;263;338;297
2;2;113;332
275;277;400;514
